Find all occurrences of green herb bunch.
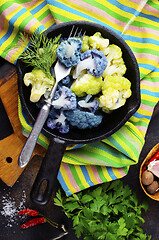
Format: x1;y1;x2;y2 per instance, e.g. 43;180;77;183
18;31;61;77
54;180;151;240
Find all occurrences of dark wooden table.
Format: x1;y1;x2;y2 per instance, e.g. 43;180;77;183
0;58;158;240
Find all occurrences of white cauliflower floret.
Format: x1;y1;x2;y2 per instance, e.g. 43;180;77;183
103;58;126;77
24;68;55;102
103;44;126;77
106;44;122;63
99;87;120;110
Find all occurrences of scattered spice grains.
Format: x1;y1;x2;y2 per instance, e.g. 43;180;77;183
1;190;26;227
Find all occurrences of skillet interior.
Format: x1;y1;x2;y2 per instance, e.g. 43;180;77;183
17;21;140;145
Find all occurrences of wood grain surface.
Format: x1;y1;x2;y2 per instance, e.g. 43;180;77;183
0;64;46;186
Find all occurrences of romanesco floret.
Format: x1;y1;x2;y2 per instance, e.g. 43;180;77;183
24;68;55;102
65;109;103;129
98;75;132;113
52;86;77;110
71;71;102;97
47;110;69;133
78;95;99;113
103;44;126;77
56;37;82;67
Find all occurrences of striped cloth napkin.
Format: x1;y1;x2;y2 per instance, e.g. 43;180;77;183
0;0;159;196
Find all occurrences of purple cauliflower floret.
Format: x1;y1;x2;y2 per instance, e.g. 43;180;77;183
47;110;69;134
80;49;107;78
65;109;103;129
52;86;77;110
56;37;83;67
58;76;71;88
61;76;71;85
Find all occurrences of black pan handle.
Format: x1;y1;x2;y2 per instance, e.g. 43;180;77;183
30;137;67;205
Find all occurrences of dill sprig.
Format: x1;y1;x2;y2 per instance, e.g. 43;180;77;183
18;31;61;77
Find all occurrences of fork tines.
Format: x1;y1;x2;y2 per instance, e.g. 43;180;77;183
68;25;86;39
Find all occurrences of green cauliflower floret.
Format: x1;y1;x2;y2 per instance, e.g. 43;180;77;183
81;35;90;52
24;68;55;102
103;44;126;77
81;32;109;55
71;71;102;97
98;75;132;113
89;32;109;55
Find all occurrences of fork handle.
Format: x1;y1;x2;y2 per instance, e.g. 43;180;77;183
18;103;51;168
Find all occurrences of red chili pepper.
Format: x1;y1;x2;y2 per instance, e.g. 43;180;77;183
18;209;39;217
20;217;46;229
148;151;159;164
142;151;159;173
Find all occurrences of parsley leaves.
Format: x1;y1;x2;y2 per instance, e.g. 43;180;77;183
54;180;151;240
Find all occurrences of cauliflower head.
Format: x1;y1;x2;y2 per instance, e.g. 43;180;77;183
98;75;132;113
71;71;102;97
24;68;55;102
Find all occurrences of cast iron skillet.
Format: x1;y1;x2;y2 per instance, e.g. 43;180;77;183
17;21;140;205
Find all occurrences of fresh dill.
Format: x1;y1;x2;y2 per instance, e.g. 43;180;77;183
18;31;61;77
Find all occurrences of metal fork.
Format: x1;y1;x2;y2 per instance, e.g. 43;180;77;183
18;26;85;168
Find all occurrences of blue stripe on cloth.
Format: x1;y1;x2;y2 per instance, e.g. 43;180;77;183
133;111;151;120
9;8;27;23
106;0;141;16
0;24;13;47
139;64;159;71
107;167;117;179
30;1;47;15
123;35;159;45
36;25;46;33
80;166;94;186
141;88;159;98
57;170;72;196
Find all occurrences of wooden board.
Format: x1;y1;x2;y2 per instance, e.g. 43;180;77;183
0;70;46;186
